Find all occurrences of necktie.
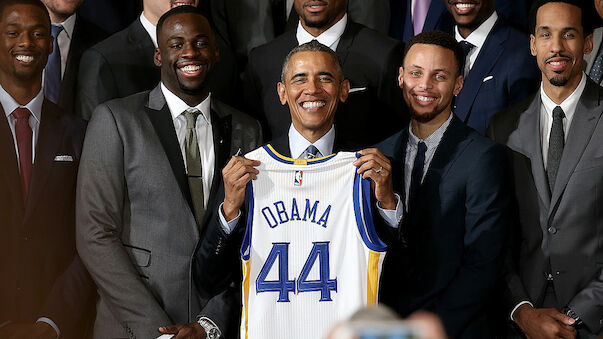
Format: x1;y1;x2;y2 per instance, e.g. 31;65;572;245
459;40;474;76
304;145;321;159
44;24;64;104
14;108;32;201
408;141;426;209
589;47;603;84
184;108;205;228
413;0;431;34
547;106;565;194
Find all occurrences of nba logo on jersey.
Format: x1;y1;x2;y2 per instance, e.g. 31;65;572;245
294;171;303;186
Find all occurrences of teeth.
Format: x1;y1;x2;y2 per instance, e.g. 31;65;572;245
455;3;476;9
16;55;33;63
302;101;325;109
416;95;436;102
180;65;200;73
549;61;567;66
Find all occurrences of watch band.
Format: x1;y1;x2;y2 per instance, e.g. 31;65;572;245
197;318;221;339
565;308;583;327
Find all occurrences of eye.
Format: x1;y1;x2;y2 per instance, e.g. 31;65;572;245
539;32;551;38
563;32;574;38
6;31;18;38
435;74;446;81
195;40;209;48
410;70;421;77
170;43;183;49
318;76;333;82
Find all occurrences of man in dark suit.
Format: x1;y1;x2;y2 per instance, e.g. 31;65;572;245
244;0;407;147
0;1;94;338
76;6;261;339
377;31;510;338
76;0;238;120
446;0;540;134
488;1;602;337
40;0;107;114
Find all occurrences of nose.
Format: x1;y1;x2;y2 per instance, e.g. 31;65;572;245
304;77;322;94
550;33;564;54
18;33;34;48
418;75;432;90
181;42;199;58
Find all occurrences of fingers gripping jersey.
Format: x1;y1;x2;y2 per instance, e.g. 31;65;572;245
240;145;387;339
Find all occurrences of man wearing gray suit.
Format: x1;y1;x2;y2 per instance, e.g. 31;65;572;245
585;0;603;85
76;6;261;339
488;0;602;338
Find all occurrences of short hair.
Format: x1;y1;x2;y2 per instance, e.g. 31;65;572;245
0;0;50;27
280;40;344;83
403;30;465;76
528;0;594;36
156;5;209;38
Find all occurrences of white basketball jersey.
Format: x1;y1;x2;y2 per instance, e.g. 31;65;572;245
240;145;387;339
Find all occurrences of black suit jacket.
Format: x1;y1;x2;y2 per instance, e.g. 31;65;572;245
244;20;407;146
377;116;510;338
0;100;95;339
58;15;108;115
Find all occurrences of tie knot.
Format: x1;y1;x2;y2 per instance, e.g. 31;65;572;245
305;145;320;159
417;141;427;154
13;107;30;120
51;24;64;38
183;108;201;129
459;40;474;56
552;106;565;120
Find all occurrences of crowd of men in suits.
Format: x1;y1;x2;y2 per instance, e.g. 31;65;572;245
0;0;602;338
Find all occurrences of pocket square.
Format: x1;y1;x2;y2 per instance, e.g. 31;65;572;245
54;155;74;162
482;75;494;82
349;87;367;93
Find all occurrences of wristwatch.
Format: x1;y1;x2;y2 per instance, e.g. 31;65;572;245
197;318;221;339
564;308;583;327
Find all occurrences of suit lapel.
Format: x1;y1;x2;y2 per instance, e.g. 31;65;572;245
549;80;602;220
0;106;25;213
422;117;469;188
335;21;360;66
207;103;231;215
424;0;446;31
24;101;65;221
456;21;507;122
144;87;193;211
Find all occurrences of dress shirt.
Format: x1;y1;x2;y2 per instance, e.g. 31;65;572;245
160;83;214;207
539;73;585;168
0;84;43;166
404;112;453;209
296;14;347;51
140;12;158;48
454;12;498;77
219;123;402;233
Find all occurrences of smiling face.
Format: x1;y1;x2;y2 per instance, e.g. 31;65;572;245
445;0;494;33
530;2;592;90
294;0;347;33
278;50;349;142
0;4;52;91
154;12;218;105
170;0;199;8
400;43;463;124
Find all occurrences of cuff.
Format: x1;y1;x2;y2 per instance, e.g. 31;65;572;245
36;317;60;338
377;193;403;228
218;203;241;234
510;301;533;321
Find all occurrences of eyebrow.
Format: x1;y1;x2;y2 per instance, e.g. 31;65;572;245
537;26;579;32
408;65;451;74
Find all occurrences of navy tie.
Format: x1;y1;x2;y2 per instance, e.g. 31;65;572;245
408;141;427;209
459;40;474;76
304;145;320;159
44;24;63;104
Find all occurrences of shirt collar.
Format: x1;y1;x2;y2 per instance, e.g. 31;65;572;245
539;72;587;119
296;14;347;50
140;12;158;48
54;13;76;39
160;83;211;125
408;112;453;148
0;83;43;123
288;124;335;158
454;11;498;49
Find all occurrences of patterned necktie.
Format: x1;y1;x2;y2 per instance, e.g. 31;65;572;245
304;145;321;159
14;108;33;202
547;106;565;194
408;141;427;210
413;0;432;34
44;24;64;104
589;47;603;84
184;108;205;228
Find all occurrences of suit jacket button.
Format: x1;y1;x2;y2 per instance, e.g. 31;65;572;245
547;226;557;234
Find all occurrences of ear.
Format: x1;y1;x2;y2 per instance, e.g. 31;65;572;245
453;74;464;96
529;34;536;57
339;79;350;103
277;82;287;105
213;42;221;62
154;48;161;67
398;66;404;88
583;32;594;55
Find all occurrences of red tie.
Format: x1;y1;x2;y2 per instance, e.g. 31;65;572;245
13;107;32;201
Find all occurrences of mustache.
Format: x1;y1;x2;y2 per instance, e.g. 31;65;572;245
545;53;573;63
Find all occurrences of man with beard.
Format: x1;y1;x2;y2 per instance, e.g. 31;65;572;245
377;30;511;338
488;0;602;337
445;0;540;135
76;6;261;339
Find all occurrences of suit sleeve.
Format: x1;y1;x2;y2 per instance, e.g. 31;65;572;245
431;143;510;337
76;104;172;338
76;48;118;121
568;263;603;333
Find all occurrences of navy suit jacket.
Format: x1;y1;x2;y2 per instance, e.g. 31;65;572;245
377;116;510;338
453;19;539;135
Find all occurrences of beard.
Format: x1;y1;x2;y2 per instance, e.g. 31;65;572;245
409;106;444;123
548;73;570;87
300;14;331;28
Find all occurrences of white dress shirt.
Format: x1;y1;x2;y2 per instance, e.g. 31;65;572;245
140;12;158;48
160;83;215;208
454;12;498;76
296;14;347;50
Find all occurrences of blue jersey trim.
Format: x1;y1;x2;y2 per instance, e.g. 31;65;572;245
241;182;254;260
353;172;387;252
263;144;337;165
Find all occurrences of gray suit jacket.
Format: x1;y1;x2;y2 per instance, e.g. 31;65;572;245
585;27;603;86
76;85;261;338
487;78;603;335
